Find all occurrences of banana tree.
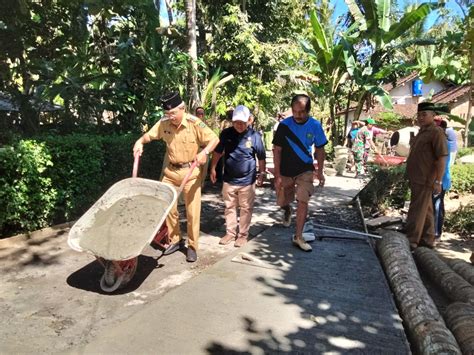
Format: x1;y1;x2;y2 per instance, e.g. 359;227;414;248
302;9;350;143
343;0;440;120
199;69;234;127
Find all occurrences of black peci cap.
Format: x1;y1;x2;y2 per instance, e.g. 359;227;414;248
161;92;183;110
418;101;436;112
418;101;450;114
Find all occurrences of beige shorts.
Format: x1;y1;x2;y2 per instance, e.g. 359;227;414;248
277;171;314;206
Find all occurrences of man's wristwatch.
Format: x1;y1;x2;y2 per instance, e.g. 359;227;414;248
204;148;210;155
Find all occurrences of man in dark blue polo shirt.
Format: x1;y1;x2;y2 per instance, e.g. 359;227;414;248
273;94;327;252
210;105;266;247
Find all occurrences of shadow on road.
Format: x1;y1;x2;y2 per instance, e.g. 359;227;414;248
66;255;161;295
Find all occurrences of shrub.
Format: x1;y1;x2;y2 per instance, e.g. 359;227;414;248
0;140;57;234
41;134;105;222
450;164;474;194
359;165;409;211
325;139;334;161
457;147;473;159
445;203;474;238
1;134;166;237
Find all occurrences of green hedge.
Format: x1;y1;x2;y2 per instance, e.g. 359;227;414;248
445;203;473;237
0;134;165;237
451;164;474;194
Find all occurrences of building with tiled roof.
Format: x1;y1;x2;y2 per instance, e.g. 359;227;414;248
432;84;471;126
338;73;471;129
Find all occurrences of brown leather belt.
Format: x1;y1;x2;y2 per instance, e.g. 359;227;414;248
169;162;192;169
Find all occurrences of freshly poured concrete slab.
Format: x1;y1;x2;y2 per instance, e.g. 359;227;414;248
77;225;409;354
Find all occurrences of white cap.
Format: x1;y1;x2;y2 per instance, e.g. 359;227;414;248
232;105;251;122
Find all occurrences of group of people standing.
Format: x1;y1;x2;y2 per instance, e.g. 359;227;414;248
133;92;327;262
346;118;389;177
133;90;455;263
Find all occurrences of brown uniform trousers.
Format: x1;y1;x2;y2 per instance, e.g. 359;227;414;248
406;182;435;247
147;113;217;251
406;123;447;248
162;166;202;250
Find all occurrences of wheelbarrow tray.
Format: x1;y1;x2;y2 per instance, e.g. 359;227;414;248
373;155;406;166
68;178;177;261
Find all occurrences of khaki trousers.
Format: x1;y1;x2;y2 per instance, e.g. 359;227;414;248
277;171;314;207
222;182;256;239
162;166;202;250
406;182;435;247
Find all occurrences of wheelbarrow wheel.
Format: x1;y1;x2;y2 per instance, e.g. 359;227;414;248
99;257;138;293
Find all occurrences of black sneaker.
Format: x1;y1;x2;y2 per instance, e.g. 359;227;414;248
186;247;197;262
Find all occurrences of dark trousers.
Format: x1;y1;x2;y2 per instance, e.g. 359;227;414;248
406;182;435;247
432;189;446;239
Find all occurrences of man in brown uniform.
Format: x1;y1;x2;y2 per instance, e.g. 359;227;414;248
406;102;448;250
133;92;219;262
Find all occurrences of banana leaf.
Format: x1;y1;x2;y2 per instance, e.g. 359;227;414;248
383;3;438;44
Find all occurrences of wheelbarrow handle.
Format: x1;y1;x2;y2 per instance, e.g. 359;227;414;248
178;160;198;195
132;151;140;178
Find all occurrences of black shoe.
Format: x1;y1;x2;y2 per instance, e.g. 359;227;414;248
163;240;184;255
186;247;197;262
282;205;291;227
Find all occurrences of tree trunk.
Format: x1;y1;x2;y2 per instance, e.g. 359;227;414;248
377;231;461;354
241;0;247;13
466;31;473;147
414;247;474;304
354;91;369;121
164;0;174;25
185;0;199;110
329;102;337;145
445;258;474;285
343;85;353;139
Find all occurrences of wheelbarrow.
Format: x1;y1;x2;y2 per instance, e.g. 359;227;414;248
68;153;197;292
372;154;406;167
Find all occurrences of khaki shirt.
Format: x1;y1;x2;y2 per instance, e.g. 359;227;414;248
406;123;447;187
147;113;217;165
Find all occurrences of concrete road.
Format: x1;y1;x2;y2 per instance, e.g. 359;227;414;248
0;171;408;354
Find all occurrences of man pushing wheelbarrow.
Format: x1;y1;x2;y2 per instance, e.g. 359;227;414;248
69;92;218;293
133;92;219;263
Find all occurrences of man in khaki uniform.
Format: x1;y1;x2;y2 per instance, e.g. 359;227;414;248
406;102;448;250
133;92;219;262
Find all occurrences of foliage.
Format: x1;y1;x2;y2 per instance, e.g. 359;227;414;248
324;139;334;161
457;147;473;159
342;0;438;119
0;134;166;237
359;165;409;211
445;203;474;238
0;140;57;235
450;164;474;194
374;111;405;130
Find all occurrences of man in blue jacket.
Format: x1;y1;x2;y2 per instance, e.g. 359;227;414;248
273;94;327;252
210;105;267;247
